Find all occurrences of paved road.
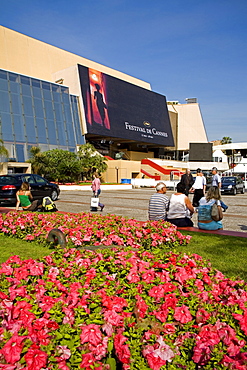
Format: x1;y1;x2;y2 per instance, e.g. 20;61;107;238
54;188;247;233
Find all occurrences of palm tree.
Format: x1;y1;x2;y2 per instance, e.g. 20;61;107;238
0;139;9;158
27;146;47;174
221;137;232;145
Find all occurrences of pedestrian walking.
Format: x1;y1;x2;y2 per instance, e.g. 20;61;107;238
91;174;105;211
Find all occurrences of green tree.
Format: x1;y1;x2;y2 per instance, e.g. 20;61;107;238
221;136;232;144
42;149;82;183
28;147;47;174
0;139;9;158
77;143;108;180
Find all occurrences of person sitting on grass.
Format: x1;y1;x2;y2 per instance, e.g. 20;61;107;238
16;182;42;212
197;186;223;230
167;182;194;227
148;182;169;221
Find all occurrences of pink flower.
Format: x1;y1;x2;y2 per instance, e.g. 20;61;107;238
104;310;123;326
192;343;211;365
88;337;108;360
174;305;192;324
57;345;71;360
142;269;156;283
80;324;102;346
27;261;44;275
57;361;70;370
126;270;140;283
196;308;211;324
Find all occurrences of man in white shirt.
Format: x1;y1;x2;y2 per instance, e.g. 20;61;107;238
191;168;206;207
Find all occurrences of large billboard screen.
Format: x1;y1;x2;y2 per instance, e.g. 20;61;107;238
78;65;174;146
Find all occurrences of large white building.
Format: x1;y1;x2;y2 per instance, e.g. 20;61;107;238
0;25;208;164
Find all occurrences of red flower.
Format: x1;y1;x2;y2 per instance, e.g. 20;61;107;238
80;353;96;369
163;323;176;335
14;266;29;280
135;295;148;318
12;301;33;319
80;324;102;346
114;333;131;364
233;310;247;335
174;304;192;324
152;309;168;323
24;344;48;370
161;293;178;310
144;352;166;370
0;334;25;364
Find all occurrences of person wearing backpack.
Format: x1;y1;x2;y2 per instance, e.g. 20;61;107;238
197;186;223;230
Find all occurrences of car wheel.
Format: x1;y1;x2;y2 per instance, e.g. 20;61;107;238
51;190;58;201
233;187;237;195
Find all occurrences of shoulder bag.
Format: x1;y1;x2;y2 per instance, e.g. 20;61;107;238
211;202;220;221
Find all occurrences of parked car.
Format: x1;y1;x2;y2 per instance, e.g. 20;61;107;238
221;176;245;195
0;173;60;205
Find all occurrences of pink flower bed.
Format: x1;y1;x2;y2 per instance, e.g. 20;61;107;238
0;246;247;369
0;211;190;249
0;212;247;369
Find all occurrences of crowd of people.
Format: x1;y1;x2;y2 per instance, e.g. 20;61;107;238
148;167;226;230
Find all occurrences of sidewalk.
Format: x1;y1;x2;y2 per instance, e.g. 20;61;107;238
1;187;247;238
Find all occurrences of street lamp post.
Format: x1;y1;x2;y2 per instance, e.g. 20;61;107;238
115;166;119;183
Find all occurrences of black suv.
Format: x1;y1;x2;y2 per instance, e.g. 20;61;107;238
0;173;60;205
221;176;245;195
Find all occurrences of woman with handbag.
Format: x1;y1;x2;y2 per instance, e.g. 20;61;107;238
91;174;104;211
197;187;223;230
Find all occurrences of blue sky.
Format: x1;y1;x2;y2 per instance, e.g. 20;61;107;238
2;0;247;142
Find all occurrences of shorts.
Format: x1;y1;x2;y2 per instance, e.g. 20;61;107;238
198;221;223;230
167;217;193;227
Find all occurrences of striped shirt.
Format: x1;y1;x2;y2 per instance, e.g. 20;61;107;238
148;193;169;221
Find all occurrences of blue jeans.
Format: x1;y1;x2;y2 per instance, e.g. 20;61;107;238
220;200;228;211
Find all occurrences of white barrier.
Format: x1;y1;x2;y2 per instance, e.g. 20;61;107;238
131;178;179;190
59;184;132;191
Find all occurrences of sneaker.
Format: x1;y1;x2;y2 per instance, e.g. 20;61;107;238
100;205;105;212
223;206;228;212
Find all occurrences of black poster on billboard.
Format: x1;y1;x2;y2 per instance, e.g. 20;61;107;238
78;64;174;146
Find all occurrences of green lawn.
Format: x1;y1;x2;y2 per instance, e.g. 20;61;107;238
0;232;247;281
179;231;247;281
0;234;53;263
